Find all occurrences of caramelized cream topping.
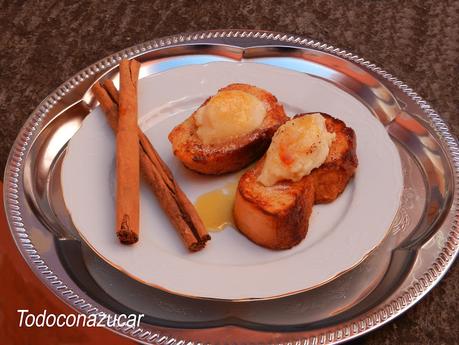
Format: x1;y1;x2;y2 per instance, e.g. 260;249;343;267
194;90;266;144
258;114;335;186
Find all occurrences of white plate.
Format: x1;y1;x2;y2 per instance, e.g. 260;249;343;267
61;61;403;300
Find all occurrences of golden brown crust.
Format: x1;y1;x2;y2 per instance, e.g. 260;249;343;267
306;113;358;203
168;83;288;175
234;159;315;249
234;112;358;250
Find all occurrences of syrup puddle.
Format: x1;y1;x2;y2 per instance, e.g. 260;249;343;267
194;181;238;232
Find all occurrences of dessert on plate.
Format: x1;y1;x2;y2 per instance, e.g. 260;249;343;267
234;112;358;249
168;83;288;174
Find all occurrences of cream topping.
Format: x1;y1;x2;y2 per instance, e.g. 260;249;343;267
194;90;266;144
258;113;335;186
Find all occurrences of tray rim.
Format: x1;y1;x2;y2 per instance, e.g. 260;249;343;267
4;29;459;344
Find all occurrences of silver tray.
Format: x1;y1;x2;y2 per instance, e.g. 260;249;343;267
4;30;459;344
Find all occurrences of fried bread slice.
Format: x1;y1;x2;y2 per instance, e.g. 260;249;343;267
168;83;288;175
233;112;357;249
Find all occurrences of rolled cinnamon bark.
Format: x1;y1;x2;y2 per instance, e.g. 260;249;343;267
115;59;141;244
92;71;210;251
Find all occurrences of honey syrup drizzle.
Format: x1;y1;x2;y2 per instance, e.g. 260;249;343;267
194;181;238;232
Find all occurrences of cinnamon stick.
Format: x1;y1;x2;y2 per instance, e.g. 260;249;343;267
92;68;210;251
116;59;141;244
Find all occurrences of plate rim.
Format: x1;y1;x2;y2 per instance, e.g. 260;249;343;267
4;29;459;344
60;60;404;301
